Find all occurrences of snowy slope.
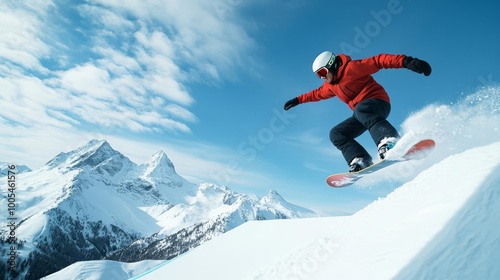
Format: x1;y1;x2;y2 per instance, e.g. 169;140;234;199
136;140;500;280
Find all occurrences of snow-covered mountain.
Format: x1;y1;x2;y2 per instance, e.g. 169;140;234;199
106;186;317;263
0;140;317;280
41;86;500;280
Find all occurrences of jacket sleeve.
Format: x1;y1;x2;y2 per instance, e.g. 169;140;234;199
350;54;406;76
297;84;336;104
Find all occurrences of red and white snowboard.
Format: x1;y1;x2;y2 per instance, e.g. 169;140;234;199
326;139;436;188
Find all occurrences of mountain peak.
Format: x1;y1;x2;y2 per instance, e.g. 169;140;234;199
84;139;108;150
260;190;286;205
141;150;178;180
44;139;130;173
150;150;175;169
69;140;120;168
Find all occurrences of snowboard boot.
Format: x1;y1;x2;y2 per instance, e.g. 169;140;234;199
349;157;373;173
378;137;398;160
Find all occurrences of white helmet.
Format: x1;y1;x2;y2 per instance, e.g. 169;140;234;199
312;51;336;73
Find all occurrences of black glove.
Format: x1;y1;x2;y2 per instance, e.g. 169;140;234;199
284;97;299;111
403;56;432;76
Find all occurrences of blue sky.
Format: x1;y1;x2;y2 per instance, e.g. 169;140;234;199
1;0;499;214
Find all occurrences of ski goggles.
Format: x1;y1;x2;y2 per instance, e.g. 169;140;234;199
315;67;329;79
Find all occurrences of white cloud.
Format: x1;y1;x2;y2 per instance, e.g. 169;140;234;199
92;0;256;80
134;29;175;58
94;47;142;74
164;104;198;123
58;64;117;101
0;70;72;128
79;3;135;32
0;0;257;133
0;2;51;72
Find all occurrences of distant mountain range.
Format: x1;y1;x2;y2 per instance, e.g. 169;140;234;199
0;140;317;279
0;162;31;177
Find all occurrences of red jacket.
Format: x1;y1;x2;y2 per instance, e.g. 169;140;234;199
298;54;406;110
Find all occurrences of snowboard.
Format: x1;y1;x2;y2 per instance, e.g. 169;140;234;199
326;139;436;188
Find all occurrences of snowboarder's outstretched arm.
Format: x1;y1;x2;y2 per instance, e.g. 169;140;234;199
351;54;431;76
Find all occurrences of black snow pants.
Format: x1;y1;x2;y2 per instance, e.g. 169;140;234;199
330;98;399;165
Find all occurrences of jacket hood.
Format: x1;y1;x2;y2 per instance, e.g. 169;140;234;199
332;54;352;83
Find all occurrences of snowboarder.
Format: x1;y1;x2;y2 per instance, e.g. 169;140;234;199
283;52;431;172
